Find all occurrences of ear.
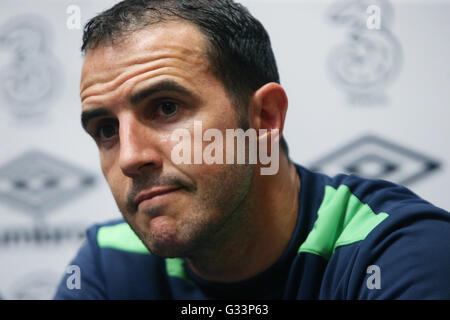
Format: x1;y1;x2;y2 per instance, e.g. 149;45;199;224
249;82;288;138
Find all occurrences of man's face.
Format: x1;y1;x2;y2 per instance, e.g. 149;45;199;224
80;21;254;258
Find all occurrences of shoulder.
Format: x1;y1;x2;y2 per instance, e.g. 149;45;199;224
297;170;437;260
54;218;165;299
87;218;150;255
308;171;450;299
53;219;126;299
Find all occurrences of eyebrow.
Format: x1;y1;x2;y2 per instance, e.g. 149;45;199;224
81;108;114;132
129;80;194;105
81;80;194;131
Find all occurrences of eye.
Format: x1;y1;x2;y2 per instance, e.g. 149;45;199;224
95;121;118;142
157;101;179;117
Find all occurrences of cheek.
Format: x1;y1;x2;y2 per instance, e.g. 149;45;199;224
159;132;179;157
207;104;239;130
101;156;128;209
99;148;116;177
165;107;242;182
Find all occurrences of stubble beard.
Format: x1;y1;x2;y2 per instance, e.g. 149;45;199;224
122;112;256;259
123;161;255;260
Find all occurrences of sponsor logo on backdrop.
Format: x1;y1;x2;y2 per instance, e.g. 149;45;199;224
309;134;440;185
0;15;61;118
327;0;402;106
0;150;96;246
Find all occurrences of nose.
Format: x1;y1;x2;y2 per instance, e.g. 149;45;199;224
118;114;162;177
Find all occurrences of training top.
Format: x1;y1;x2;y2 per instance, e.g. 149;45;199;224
54;163;450;299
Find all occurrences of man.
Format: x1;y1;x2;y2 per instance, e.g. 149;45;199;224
54;0;450;299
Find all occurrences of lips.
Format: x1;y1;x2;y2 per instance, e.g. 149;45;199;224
135;186;183;207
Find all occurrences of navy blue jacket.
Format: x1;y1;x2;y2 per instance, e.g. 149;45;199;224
54;164;450;299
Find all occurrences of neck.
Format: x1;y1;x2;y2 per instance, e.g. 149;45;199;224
186;154;300;283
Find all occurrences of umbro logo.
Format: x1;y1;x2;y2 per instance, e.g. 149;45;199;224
309;134;440;185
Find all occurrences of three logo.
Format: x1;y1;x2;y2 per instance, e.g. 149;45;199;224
327;0;402;105
0;15;62;118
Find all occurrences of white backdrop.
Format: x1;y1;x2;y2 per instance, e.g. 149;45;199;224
0;0;448;299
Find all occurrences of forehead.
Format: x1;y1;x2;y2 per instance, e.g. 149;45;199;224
80;20;210;98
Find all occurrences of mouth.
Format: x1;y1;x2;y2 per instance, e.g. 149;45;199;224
135;186;183;208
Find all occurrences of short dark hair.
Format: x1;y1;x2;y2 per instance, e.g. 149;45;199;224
82;0;289;156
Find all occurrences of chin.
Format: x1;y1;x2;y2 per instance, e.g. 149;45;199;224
142;222;194;258
145;238;193;258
